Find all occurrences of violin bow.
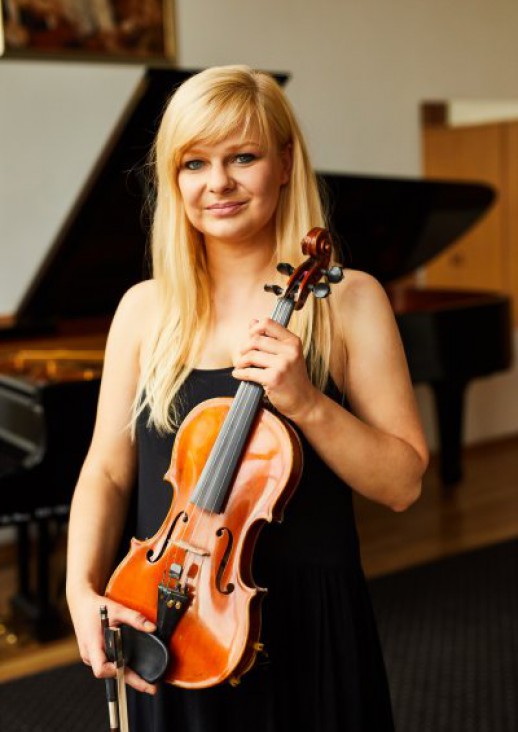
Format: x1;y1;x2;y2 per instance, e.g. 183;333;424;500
100;607;130;732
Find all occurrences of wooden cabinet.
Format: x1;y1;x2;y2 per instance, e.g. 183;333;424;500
422;105;518;322
507;123;518;324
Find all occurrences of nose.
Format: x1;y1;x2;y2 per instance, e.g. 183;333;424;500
208;161;235;193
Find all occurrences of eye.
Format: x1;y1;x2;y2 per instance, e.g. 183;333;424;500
183;159;204;171
234;153;257;165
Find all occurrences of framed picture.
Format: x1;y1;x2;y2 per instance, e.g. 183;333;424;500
0;0;176;62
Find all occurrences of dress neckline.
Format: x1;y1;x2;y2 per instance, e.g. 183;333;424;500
191;366;234;374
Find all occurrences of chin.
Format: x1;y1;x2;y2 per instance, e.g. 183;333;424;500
204;220;268;244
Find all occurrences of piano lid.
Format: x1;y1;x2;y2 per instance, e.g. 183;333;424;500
3;67;495;334
321;173;495;283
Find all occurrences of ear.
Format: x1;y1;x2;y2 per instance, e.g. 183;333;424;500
280;143;293;185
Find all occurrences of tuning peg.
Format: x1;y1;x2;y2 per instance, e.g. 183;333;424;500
264;284;284;296
276;262;294;276
322;266;344;283
309;283;331;298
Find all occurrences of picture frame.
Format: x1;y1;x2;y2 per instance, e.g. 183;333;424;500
0;0;176;63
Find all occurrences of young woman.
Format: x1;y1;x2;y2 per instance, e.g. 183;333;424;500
66;65;428;731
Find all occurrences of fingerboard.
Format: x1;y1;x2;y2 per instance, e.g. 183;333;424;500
190;296;296;513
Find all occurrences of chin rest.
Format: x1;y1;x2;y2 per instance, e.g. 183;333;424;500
104;624;170;684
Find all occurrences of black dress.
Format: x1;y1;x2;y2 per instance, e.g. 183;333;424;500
128;367;394;732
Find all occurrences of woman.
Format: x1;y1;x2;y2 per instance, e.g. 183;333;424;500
66;65;428;731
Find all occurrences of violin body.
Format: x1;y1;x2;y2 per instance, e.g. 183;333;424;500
106;396;303;688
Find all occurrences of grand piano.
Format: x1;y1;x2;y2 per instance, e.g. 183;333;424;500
0;68;512;636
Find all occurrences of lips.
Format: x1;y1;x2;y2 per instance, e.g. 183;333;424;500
206;201;247;215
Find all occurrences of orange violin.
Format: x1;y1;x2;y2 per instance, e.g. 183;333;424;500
105;227;343;688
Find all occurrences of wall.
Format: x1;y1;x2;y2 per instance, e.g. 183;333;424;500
0;62;142;312
1;0;518;448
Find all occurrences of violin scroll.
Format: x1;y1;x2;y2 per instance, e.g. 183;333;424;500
265;227;344;310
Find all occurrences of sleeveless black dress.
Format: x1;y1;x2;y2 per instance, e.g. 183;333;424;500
128;367;394;732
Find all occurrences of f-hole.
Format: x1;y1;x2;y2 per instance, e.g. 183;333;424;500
146;511;188;564
215;527;235;595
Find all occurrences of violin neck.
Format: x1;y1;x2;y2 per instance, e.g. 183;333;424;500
269;295;296;328
190;296;296;513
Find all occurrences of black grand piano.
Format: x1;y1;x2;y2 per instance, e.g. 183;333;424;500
0;68;512;636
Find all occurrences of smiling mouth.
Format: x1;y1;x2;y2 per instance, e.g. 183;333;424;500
206;201;247;212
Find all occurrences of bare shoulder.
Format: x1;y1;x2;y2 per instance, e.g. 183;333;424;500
331;269;391;320
108;279;160;351
332;269;400;349
328;270;394;383
115;279;159;321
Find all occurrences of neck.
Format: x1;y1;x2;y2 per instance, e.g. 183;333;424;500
203;231;277;293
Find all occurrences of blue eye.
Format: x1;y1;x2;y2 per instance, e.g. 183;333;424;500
234;153;256;164
184;159;204;171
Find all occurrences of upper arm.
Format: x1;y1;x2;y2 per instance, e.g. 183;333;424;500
332;271;428;468
83;280;158;492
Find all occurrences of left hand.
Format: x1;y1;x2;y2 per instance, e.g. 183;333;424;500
232;318;319;422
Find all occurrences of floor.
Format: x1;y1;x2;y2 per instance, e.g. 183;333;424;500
0;435;517;684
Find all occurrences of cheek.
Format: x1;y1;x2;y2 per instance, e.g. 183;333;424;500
257;172;283;214
177;177;200;217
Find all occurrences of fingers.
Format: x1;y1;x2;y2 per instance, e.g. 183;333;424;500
235;349;275;371
237;318;301;362
89;650;157;696
125;667;157;696
90;656;116;680
111;603;156;634
238;333;285;356
249;317;293;341
232;366;273;387
73;593;158;697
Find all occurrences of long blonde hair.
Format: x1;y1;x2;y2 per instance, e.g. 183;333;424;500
133;65;339;434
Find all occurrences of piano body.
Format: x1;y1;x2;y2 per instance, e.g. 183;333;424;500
0;68;512;637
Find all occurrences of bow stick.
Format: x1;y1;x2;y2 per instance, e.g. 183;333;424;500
100;606;130;732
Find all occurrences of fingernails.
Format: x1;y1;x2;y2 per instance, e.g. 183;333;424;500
142;683;157;695
143;620;155;630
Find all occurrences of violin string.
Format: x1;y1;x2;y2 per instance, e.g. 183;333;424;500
174;371;263;581
159;297;293;666
187;295;289;544
164;297;293;614
181;297;294;580
171;381;257;561
162;359;262;651
195;296;293;542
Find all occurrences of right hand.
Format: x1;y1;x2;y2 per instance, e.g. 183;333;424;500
68;589;158;695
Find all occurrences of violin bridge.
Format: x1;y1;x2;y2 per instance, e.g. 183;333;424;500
172;539;210;557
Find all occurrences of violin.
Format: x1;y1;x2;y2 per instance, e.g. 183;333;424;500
105;227;343;689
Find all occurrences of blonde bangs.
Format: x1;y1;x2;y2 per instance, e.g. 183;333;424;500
171;98;275;176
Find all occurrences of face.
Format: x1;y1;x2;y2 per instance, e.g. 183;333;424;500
177;129;291;249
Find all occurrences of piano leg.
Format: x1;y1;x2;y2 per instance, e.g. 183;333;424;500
16;521;31;599
431;379;467;486
11;512;69;641
36;510;51;625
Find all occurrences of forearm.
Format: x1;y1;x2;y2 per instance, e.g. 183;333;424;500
292;389;427;511
66;461;132;603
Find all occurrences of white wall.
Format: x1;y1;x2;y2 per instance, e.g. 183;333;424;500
1;0;518;447
0;62;142;312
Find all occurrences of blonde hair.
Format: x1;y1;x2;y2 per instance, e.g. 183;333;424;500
133;65;339;434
